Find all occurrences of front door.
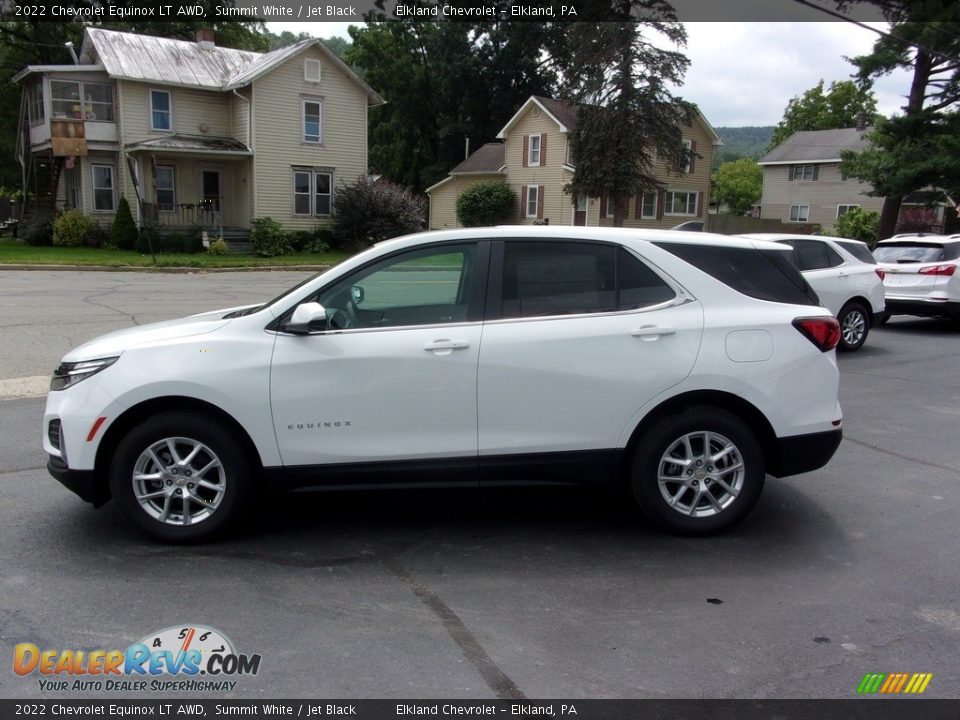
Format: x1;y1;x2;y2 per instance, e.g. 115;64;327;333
269;241;489;474
574;195;587;226
199;169;222;224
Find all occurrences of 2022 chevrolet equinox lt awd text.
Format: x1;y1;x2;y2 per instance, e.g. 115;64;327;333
43;228;843;542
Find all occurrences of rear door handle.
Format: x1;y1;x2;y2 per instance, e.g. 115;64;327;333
630;326;676;338
424;339;471;351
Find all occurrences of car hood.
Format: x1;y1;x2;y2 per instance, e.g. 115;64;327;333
62;309;233;362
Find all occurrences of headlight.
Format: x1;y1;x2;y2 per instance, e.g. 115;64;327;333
50;356;119;391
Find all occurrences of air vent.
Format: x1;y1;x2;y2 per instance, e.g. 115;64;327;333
304;59;321;83
48;418;62;451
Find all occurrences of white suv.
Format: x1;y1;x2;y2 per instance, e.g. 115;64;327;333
873;234;960;322
43;228;843;542
739;234;886;351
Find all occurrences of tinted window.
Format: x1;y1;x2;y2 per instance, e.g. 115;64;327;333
654;242;819;306
618;249;676;309
835;240;877;265
792;240;844;271
873;243;945;264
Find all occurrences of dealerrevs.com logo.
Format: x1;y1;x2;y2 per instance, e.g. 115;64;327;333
13;625;262;693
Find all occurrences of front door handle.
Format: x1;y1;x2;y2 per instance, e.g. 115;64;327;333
630;326;676;339
424;339;471;352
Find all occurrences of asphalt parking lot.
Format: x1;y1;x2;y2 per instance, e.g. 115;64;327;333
0;270;958;700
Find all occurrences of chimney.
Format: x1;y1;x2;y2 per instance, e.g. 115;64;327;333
856;112;867;131
196;29;215;50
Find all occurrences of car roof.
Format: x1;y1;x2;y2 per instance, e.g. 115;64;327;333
739;233;866;246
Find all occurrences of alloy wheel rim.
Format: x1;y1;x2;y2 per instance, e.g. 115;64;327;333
842;310;866;345
657;430;745;518
132;437;226;526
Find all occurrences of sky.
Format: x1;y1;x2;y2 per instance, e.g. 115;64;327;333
266;21;915;128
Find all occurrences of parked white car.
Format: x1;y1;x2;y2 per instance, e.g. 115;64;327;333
739;234;886;351
43;228;843;542
873;234;960;323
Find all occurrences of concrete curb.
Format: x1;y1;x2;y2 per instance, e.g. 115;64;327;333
0;264;331;273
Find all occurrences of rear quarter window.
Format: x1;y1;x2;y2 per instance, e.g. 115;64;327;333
834;240;877;265
654;242;820;306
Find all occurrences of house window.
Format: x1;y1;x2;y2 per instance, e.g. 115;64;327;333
680;139;693;174
83;83;114;122
789;204;810;222
92;165;115;212
50;80;81;119
789;164;819;181
27;83;44;126
302;99;322;144
150;90;172;131
837;204;859;218
526;186;539;218
155;166;175;211
640;191;657;219
528;135;541;166
292;168;334;216
304;58;321;83
605;196;615;218
664;191;697;216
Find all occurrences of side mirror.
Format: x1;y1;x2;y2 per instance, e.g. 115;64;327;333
284;302;327;334
351;285;365;305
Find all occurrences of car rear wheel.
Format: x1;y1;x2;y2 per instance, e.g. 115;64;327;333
109;412;254;543
631;407;765;535
837;302;870;351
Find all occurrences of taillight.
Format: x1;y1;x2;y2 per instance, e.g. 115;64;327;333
875;268;885;281
918;264;956;276
793;317;841;352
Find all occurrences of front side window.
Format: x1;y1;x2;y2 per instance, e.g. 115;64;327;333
155;166;175;211
150;90;172;131
665;191;697;216
316;244;477;330
526;186;539;218
92;165;115;212
528;134;541;166
789;204;810;222
303;99;322;144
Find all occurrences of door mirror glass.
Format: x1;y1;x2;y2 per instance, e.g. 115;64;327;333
351;285;365;305
285;302;327;334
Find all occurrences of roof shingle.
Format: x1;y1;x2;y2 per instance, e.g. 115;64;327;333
759;127;871;164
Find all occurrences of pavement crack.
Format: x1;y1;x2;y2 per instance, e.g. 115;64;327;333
844;436;960;476
383;557;526;701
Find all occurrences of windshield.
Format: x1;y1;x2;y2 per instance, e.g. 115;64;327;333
873;243;944;264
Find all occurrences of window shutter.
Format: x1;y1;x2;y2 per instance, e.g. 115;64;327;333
689;140;697;173
635;194;642;219
697;191;704;217
540;133;547;165
537;185;544;219
656;190;665;221
812;165;820;180
522;136;529;168
788;165;795;181
521;185;528;216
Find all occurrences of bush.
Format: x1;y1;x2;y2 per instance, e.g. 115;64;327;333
289;227;333;254
137;222;159;255
110;196;138;250
21;217;53;246
456;180;514;227
84;224;108;248
207;237;228;255
52;210;93;247
833;207;880;245
251;217;292;257
184;226;204;254
332;177;426;251
160;232;186;254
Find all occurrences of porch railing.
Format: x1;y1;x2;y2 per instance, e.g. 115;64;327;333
142;201;222;229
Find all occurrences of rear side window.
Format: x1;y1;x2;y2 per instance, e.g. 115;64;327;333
655;242;819;306
791;240;844;271
500;242;674;318
835;240;877;264
873;242;956;263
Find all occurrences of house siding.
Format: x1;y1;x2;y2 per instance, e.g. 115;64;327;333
252;45;369;230
760;162;885;229
504;109;572;225
117;80;234;142
429;174;504;230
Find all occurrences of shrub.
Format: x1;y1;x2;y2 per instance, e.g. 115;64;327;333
251;217;292;257
184;225;204;254
456;180;514;227
137;222;159;255
289;227;333;254
159;232;185;254
110;196;138;250
52;210;93;247
21;217;53;246
834;207;880;245
332;176;426;251
207;237;228;255
84;224;108;248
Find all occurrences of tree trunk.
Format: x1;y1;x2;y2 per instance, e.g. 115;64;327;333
613;195;628;228
877;196;903;241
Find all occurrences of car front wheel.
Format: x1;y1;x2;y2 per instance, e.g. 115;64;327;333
838;302;870;351
631;407;765;535
109;412;254;543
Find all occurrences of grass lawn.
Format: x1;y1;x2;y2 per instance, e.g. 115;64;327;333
0;239;350;269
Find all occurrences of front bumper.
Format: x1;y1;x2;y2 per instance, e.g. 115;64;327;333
47;455;109;507
884;298;960;319
768;428;842;478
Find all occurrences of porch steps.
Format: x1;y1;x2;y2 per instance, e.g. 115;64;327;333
220;228;252;255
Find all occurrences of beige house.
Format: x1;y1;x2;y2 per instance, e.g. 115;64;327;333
427;95;720;230
14;28;383;232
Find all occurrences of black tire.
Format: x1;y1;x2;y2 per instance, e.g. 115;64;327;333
109;412;255;543
837;302;870;352
630;406;765;535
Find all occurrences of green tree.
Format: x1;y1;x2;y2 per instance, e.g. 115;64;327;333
456;180;514;226
712;158;762;216
769;80;879;150
832;207;881;244
557;16;693;227
332;177;426;251
840;0;960;239
110;196;139;251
